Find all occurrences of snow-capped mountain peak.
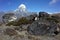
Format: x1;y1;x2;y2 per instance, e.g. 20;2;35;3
14;4;27;13
18;4;26;12
14;4;28;18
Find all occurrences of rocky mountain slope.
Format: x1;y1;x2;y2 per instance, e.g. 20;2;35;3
0;12;60;40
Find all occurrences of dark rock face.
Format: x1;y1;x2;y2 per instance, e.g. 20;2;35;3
26;14;37;21
27;20;58;36
27;12;59;36
39;12;49;18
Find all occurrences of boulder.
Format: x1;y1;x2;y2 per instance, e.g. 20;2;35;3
39;12;49;18
27;19;59;36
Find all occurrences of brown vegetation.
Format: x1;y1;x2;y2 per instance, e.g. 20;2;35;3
6;17;33;26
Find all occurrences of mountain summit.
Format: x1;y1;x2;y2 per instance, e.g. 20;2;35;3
18;4;26;12
14;4;28;17
15;4;27;12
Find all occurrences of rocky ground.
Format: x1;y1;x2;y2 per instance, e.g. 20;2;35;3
0;12;60;40
0;25;60;40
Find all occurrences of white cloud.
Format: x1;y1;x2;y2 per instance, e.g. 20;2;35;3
47;12;52;14
18;4;26;12
49;0;58;5
14;4;27;12
14;4;28;17
18;4;26;9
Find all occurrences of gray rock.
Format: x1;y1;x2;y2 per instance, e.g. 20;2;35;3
27;19;59;36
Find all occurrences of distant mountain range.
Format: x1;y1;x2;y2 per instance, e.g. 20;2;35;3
0;4;60;24
0;11;6;23
0;4;37;23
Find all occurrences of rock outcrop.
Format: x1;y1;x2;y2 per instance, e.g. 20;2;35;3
27;12;59;36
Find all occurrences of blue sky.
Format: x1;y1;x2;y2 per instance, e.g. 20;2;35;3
0;0;60;13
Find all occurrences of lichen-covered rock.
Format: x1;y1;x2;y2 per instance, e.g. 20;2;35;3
27;19;59;36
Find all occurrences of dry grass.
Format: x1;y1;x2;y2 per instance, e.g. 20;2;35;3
4;28;17;36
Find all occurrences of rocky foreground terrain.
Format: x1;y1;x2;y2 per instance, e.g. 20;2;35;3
0;24;60;40
0;25;60;40
0;12;60;40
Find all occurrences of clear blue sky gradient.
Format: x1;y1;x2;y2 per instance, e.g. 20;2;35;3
0;0;60;13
